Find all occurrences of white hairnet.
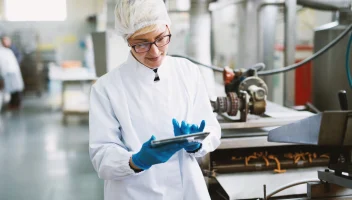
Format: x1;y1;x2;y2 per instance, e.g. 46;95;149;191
115;0;171;40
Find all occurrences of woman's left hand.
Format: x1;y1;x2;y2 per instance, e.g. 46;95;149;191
172;119;205;152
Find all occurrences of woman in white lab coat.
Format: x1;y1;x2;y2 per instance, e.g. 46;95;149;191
89;0;221;199
0;45;24;110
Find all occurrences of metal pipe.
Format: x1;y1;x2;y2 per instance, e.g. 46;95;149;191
256;1;283;102
256;0;297;106
188;0;216;97
237;0;263;68
284;0;297;107
208;0;245;12
257;1;285;11
168;10;189;13
256;1;284;63
297;0;351;11
266;180;320;199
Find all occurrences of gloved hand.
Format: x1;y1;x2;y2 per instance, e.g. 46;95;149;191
172;119;206;153
131;135;190;170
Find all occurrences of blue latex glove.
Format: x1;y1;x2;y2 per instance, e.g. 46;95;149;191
131;135;190;170
172;119;206;153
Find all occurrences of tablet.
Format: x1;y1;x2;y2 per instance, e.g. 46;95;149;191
151;132;210;148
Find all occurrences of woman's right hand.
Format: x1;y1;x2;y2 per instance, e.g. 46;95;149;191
131;135;190;170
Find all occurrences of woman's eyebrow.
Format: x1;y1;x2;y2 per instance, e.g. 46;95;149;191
131;38;149;42
132;30;167;42
155;31;166;39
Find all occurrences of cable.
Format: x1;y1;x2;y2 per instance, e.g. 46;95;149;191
259;23;352;76
171;24;352;76
266;180;320;199
170;54;224;72
346;31;352;88
170;55;265;72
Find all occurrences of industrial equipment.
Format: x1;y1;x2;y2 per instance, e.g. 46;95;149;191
176;0;352;198
211;66;268;122
267;90;352;199
313;11;352;111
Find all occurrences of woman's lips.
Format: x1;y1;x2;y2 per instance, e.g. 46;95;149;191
146;56;160;62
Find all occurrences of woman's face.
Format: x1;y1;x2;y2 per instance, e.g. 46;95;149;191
128;25;170;68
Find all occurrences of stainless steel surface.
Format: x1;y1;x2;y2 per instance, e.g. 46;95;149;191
268;111;352;146
307;182;352;199
284;0;297;107
344;116;352;146
312;13;352;111
216;167;322;199
218;101;314;129
297;0;351;11
318;171;352;189
218;135;297;149
219;115;313;129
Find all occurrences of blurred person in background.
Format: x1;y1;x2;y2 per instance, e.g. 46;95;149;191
0;75;4;111
1;36;23;65
89;0;221;199
0;43;24;110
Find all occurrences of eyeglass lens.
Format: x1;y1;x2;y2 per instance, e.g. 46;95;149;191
134;35;171;53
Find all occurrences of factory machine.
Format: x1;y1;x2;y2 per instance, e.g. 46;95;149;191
204;63;325;200
268;91;352;199
179;1;352;199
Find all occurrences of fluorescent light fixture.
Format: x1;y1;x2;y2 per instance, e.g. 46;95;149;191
5;0;67;21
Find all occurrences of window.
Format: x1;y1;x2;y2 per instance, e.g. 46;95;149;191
5;0;67;21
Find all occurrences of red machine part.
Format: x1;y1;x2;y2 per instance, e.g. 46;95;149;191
223;66;235;85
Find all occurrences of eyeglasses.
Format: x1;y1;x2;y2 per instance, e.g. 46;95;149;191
129;34;172;53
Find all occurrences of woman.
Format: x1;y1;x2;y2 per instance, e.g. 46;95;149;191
89;0;221;199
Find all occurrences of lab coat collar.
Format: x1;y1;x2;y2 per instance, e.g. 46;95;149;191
127;52;170;83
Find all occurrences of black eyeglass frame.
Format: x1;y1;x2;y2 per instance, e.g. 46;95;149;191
129;34;172;53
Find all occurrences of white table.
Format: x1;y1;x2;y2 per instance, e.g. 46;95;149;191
49;66;97;123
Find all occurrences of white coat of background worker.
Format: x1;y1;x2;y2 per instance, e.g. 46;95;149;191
89;0;221;199
0;45;24;110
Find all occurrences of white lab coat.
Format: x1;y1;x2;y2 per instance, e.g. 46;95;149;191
0;46;24;93
89;52;221;200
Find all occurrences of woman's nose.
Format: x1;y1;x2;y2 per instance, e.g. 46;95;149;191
148;44;160;56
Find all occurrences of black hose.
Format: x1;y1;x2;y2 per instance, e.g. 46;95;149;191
258;23;352;76
171;24;352;76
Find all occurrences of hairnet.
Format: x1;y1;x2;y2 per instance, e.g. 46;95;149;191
114;0;171;40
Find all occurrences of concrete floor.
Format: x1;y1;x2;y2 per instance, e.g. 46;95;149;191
0;96;103;200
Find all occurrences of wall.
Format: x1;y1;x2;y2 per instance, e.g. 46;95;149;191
0;0;100;63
